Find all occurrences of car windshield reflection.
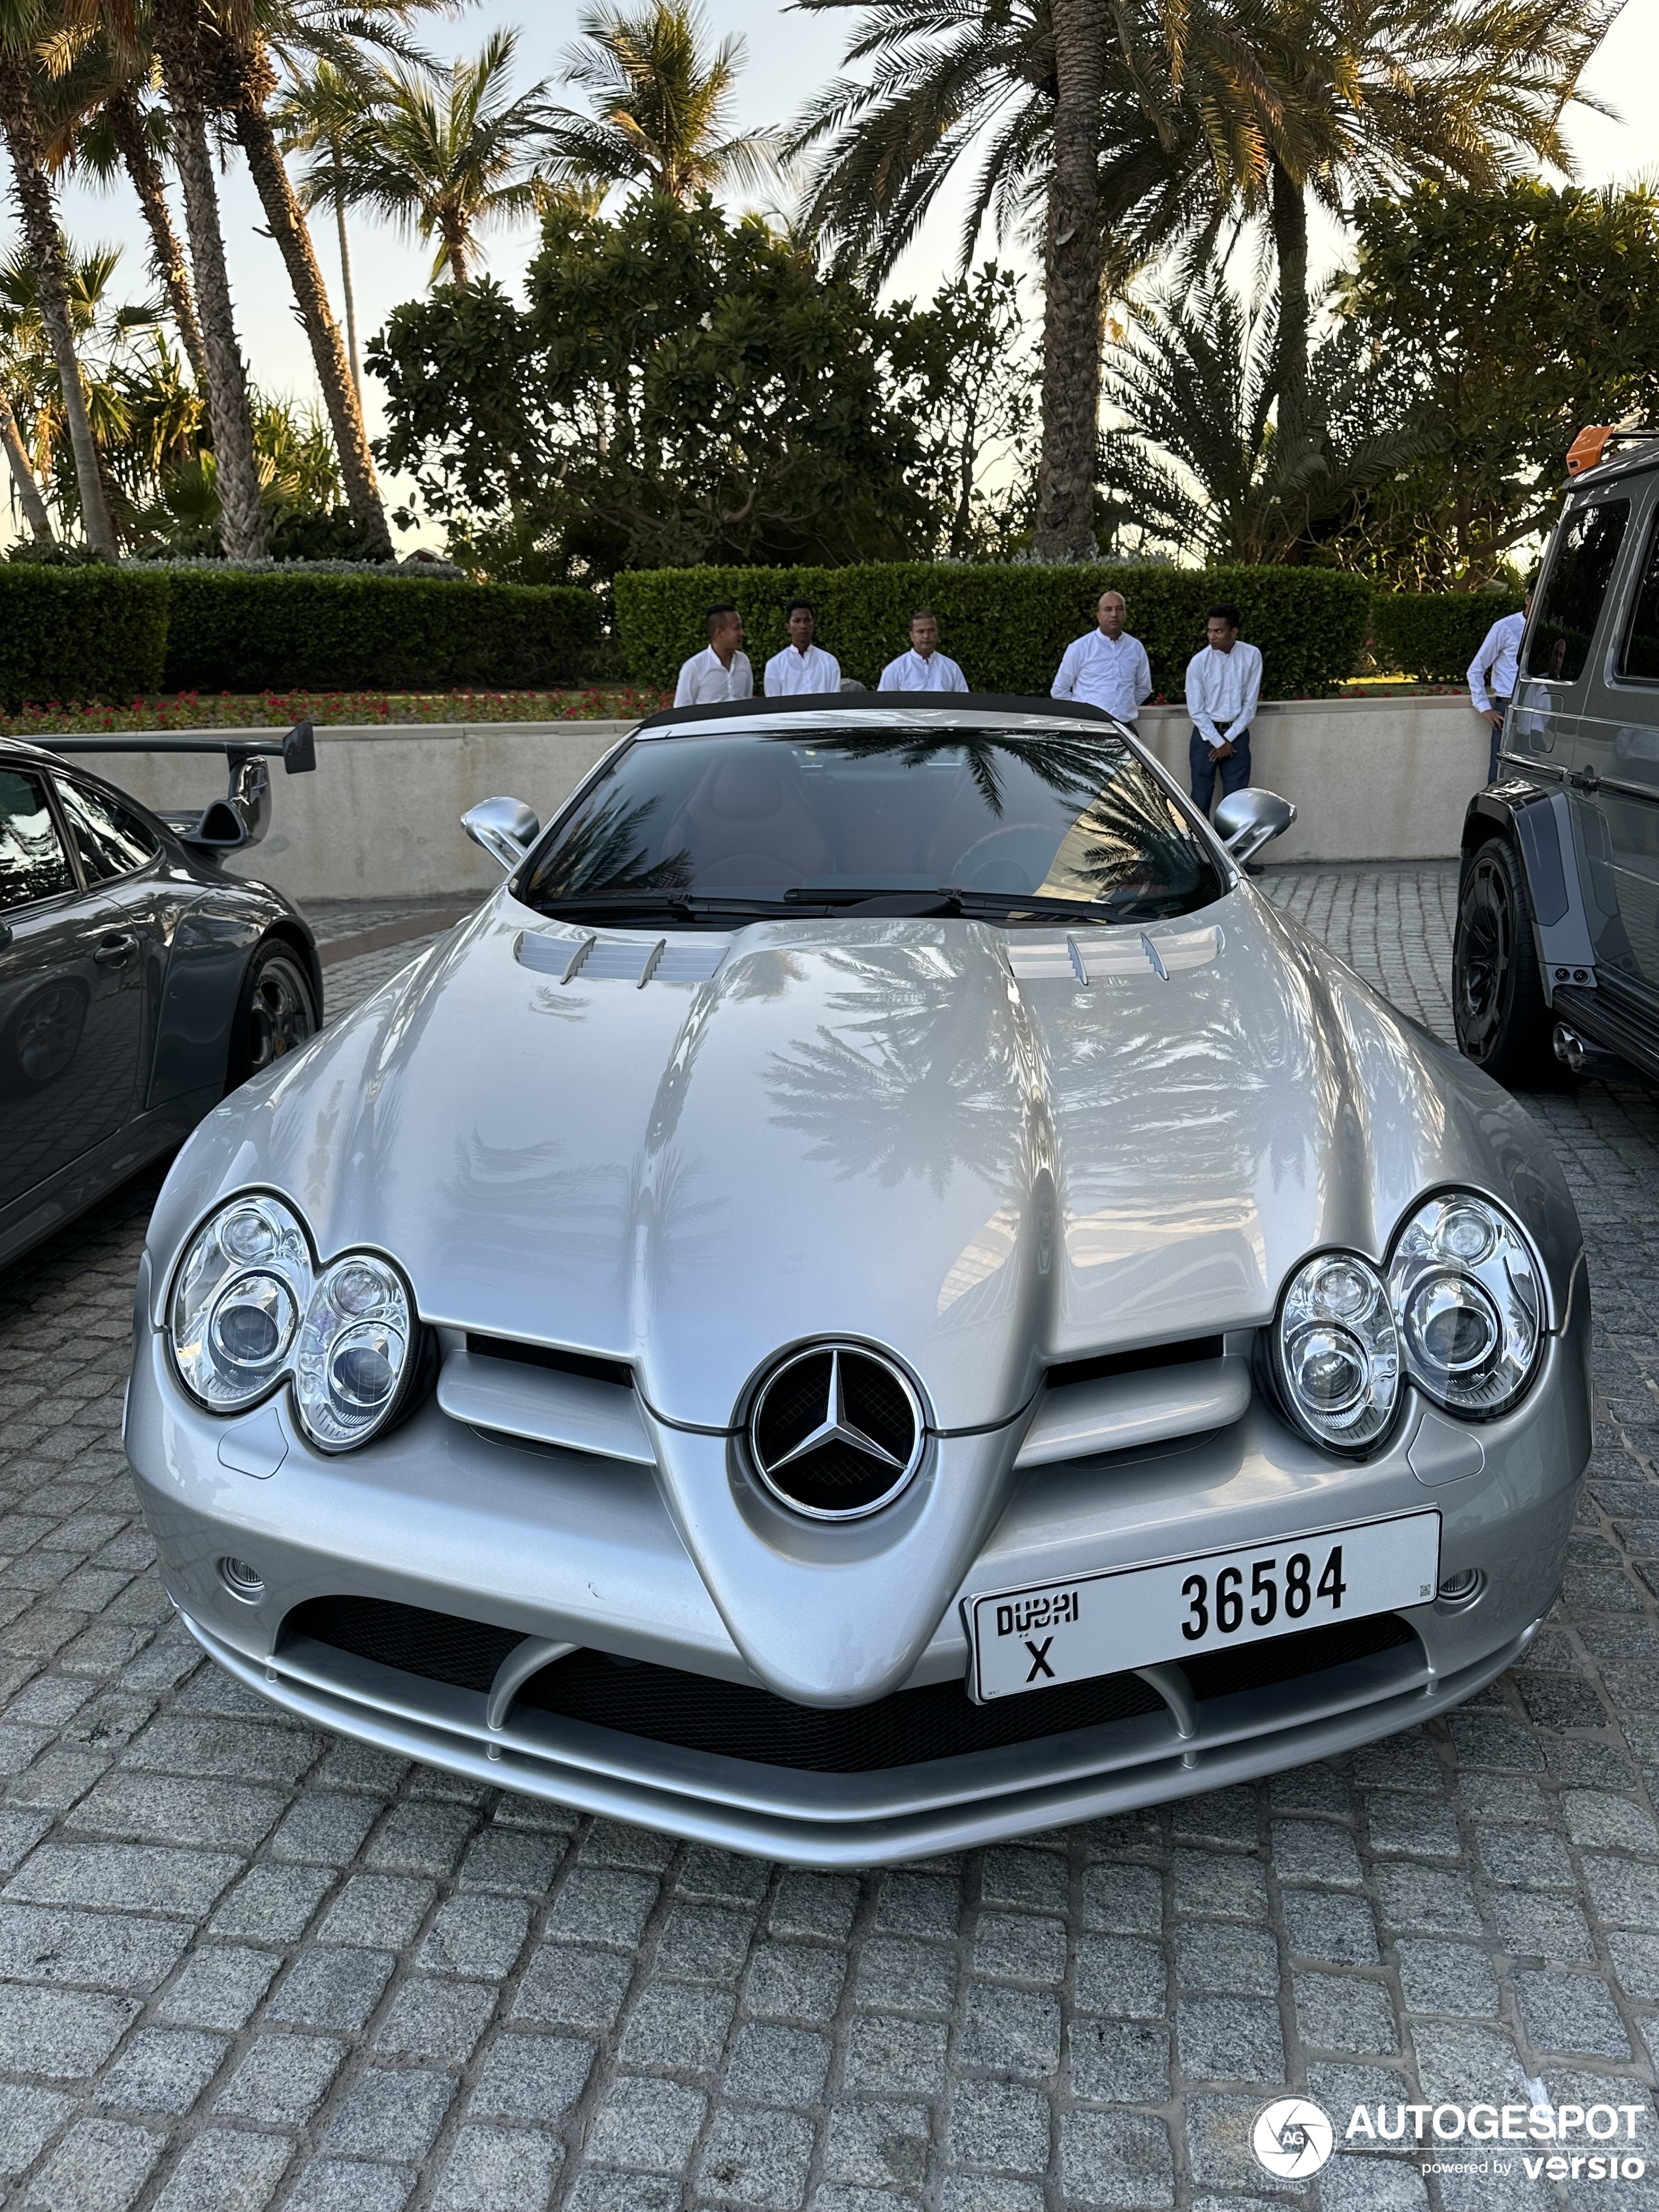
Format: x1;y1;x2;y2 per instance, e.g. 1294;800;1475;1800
522;727;1226;927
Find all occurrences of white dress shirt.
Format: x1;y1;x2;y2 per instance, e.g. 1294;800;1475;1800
673;645;754;708
1185;641;1263;747
764;643;841;696
1051;629;1153;722
878;649;969;692
1467;613;1526;713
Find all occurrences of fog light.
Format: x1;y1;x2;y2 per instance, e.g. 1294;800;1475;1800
1436;1566;1482;1605
219;1556;265;1603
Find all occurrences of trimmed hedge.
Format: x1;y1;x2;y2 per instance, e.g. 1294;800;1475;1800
0;562;600;705
160;569;600;692
1368;590;1524;682
0;565;169;709
614;562;1374;699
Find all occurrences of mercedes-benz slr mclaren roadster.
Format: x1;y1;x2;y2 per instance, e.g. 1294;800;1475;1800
125;696;1590;1864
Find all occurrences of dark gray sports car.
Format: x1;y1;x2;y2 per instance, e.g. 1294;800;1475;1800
1;727;321;1269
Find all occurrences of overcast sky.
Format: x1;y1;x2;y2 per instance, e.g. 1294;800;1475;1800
27;0;1659;549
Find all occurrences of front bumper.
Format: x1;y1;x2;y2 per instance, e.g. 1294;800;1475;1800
127;1287;1590;1867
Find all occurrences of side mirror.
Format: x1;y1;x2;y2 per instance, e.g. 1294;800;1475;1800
463;796;540;873
1213;787;1296;864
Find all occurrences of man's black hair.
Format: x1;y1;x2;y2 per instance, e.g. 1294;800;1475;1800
705;602;739;638
909;609;937;625
1208;602;1243;630
785;598;816;619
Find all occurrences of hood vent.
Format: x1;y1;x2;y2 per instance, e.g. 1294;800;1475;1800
516;931;729;987
1005;924;1222;987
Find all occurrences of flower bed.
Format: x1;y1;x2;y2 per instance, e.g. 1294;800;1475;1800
0;686;669;739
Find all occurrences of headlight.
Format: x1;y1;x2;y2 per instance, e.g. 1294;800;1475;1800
1388;1193;1543;1417
169;1196;422;1449
170;1195;312;1410
1274;1251;1400;1453
293;1253;414;1451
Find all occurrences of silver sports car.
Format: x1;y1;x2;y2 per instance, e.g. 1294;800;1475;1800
125;696;1590;1865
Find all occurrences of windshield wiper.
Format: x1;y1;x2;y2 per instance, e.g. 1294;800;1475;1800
535;890;811;918
782;884;1157;923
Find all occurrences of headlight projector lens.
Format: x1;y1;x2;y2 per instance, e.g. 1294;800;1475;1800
293;1253;413;1451
1389;1193;1543;1417
171;1196;312;1410
1274;1252;1400;1452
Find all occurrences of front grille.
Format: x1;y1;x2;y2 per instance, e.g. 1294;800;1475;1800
1181;1612;1416;1702
283;1595;521;1691
516;1651;1166;1770
280;1595;1418;1776
280;1594;1163;1771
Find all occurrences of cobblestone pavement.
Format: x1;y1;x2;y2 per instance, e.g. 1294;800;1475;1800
4;874;1659;2212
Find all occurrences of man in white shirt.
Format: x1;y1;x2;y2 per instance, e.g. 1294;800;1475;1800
674;604;754;707
764;601;841;696
1185;603;1263;831
879;611;969;692
1467;591;1532;786
1050;590;1153;724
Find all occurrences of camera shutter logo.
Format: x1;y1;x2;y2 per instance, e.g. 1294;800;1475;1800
1252;2099;1334;2179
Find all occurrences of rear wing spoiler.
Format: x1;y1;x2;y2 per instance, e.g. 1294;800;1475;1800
42;720;315;852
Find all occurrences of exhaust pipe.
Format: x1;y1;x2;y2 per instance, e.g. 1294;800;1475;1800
1554;1023;1630;1079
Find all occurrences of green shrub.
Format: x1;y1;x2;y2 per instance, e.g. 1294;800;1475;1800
0;564;169;709
1368;590;1524;682
614;562;1374;699
161;569;601;692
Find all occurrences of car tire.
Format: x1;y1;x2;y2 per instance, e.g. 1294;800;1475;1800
1453;839;1561;1087
227;940;319;1093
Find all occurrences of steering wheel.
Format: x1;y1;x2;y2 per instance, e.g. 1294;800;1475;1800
948;824;1063;894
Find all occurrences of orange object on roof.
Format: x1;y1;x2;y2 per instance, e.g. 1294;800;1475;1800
1567;426;1615;477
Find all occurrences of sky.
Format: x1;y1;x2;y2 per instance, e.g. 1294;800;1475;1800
23;0;1659;550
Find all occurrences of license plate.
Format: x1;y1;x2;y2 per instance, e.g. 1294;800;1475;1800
965;1511;1441;1703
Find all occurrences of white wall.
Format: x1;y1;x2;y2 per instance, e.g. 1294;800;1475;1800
65;694;1490;905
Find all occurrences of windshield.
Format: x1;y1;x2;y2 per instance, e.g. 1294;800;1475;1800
521;726;1226;926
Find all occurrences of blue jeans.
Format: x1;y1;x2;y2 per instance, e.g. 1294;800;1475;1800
1189;726;1251;816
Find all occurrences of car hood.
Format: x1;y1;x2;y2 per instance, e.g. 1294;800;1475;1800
152;886;1579;1437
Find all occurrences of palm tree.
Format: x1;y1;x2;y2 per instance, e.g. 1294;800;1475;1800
792;0;1202;561
35;18;210;389
206;8;407;559
1097;272;1438;560
327;28;555;285
793;0;1611;557
1168;0;1618;438
0;0;116;551
543;0;784;204
274;55;364;389
149;0;266;554
0;382;53;539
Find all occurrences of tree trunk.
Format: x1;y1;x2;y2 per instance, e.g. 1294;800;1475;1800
1270;157;1310;443
229;61;392;558
331;142;360;396
0;385;54;544
153;0;266;558
1032;0;1105;561
107;88;210;393
0;57;118;558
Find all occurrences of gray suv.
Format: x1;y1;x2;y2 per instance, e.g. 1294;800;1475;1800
1453;428;1659;1086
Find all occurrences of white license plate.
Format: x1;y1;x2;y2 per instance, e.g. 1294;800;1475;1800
965;1511;1441;1703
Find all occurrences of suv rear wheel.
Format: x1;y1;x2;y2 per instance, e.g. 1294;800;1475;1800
1453;840;1560;1087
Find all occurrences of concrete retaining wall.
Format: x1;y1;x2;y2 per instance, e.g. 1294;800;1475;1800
63;693;1487;904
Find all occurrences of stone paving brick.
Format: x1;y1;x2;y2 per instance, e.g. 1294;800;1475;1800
6;879;1659;2209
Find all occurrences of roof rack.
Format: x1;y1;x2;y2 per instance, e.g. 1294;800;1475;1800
1566;425;1659;479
